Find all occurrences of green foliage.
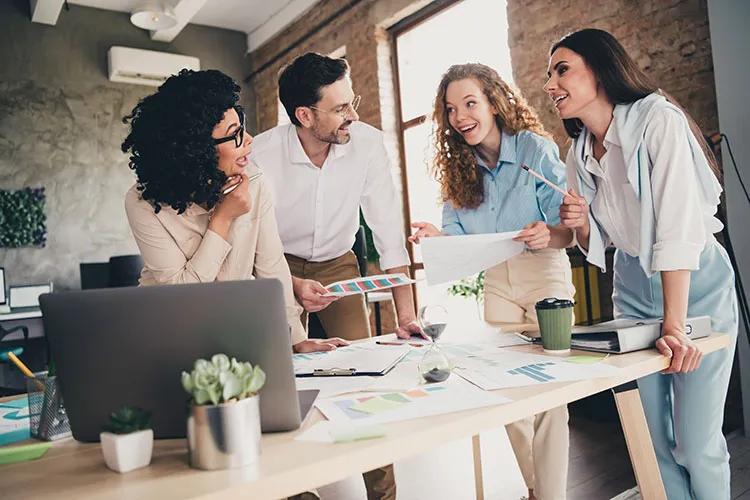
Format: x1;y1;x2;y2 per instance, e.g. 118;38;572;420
359;210;379;263
447;271;485;305
0;187;47;248
102;406;152;435
181;354;266;406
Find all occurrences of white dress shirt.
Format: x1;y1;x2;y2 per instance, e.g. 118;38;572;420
581;107;707;270
250;122;410;270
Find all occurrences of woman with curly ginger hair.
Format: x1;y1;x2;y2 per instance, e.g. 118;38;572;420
410;63;574;500
123;69;346;355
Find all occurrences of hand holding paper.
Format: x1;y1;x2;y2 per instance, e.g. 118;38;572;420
323;273;416;297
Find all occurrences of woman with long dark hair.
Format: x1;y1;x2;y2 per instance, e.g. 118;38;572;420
548;29;737;499
123;69;346;355
410;63;574;500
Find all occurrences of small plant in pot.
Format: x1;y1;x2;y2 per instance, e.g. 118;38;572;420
100;406;153;473
182;354;266;470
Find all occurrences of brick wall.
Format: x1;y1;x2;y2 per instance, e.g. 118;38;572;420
507;0;718;157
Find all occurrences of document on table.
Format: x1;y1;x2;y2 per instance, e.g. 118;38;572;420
420;231;525;286
292;343;411;377
452;350;621;390
315;375;511;425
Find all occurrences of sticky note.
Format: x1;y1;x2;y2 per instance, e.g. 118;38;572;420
332;425;387;443
348;397;404;414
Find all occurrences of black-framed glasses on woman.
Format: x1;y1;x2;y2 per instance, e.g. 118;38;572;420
213;106;246;148
309;95;361;121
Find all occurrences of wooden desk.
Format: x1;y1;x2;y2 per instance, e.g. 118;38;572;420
0;335;731;500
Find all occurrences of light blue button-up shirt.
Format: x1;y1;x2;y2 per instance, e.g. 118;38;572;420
441;129;567;235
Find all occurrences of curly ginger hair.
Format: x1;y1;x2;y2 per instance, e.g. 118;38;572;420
431;63;551;209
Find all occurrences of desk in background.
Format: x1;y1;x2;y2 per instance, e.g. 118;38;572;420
0;334;731;500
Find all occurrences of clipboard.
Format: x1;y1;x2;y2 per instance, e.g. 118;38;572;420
293;345;410;377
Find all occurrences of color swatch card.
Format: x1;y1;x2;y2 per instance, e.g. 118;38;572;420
323;273;416;297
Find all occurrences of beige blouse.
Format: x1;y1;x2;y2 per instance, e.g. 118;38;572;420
124;162;307;345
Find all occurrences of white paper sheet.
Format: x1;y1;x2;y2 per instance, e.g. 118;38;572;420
315;375;511;425
295;421;388;444
295;376;377;399
452;350;622;390
420;231;525;286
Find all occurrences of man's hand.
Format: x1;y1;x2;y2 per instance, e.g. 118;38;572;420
656;327;703;374
293;278;338;313
395;319;426;340
513;221;551;249
293;338;350;353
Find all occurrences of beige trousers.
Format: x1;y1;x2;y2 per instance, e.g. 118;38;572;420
485;248;575;500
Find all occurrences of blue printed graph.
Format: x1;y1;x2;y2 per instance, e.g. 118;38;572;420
507;362;556;383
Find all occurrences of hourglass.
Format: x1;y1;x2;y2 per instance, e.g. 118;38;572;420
417;304;451;383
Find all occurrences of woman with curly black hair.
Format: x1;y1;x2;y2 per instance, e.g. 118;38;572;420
123;69;346;354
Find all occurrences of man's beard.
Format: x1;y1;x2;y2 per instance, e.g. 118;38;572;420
312;120;352;145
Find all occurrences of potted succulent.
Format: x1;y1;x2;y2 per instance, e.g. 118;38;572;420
100;406;153;473
181;354;266;470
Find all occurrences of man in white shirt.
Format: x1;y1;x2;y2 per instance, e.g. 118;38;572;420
251;52;420;343
251;52;418;500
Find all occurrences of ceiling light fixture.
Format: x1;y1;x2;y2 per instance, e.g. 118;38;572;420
130;3;178;31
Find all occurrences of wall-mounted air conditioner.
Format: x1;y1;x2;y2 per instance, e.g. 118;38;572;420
107;46;200;87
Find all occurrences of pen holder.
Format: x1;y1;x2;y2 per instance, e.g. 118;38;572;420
26;372;72;441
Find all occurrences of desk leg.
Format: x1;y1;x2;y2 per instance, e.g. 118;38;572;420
472;434;484;500
612;382;666;500
374;303;382;336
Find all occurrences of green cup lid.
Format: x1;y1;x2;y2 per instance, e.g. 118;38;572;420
535;297;574;310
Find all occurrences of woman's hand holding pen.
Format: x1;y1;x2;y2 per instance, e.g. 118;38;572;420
513;221;551;249
559;188;589;230
214;174;251;220
208;174;251;240
408;222;445;244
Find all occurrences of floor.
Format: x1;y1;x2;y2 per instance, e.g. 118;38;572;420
316;393;750;500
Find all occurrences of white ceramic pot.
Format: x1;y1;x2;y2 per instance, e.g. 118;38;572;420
100;429;154;473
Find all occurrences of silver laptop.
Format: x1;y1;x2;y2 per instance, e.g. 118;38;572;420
40;279;316;442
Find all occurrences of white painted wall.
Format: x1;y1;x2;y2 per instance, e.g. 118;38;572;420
707;0;750;435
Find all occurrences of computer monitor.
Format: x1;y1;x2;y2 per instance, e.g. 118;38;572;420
40;279;312;442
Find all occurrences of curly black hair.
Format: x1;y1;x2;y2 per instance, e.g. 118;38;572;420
122;69;241;214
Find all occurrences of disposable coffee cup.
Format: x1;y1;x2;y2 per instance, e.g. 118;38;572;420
535;298;574;353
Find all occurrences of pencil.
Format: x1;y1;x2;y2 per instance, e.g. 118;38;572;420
521;164;568;197
7;352;45;390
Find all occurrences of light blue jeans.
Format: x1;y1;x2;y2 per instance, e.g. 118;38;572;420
611;239;738;500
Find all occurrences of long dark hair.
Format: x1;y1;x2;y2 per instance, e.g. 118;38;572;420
551;29;720;179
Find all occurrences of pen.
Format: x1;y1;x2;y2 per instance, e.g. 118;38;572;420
520;164;568;197
222;172;262;195
375;341;426;348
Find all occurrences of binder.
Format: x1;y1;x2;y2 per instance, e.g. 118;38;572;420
522;316;711;354
293;345;410;377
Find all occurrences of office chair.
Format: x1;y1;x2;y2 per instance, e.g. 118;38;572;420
0;323;30;396
108;255;144;288
79;262;111;290
308;226;368;339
